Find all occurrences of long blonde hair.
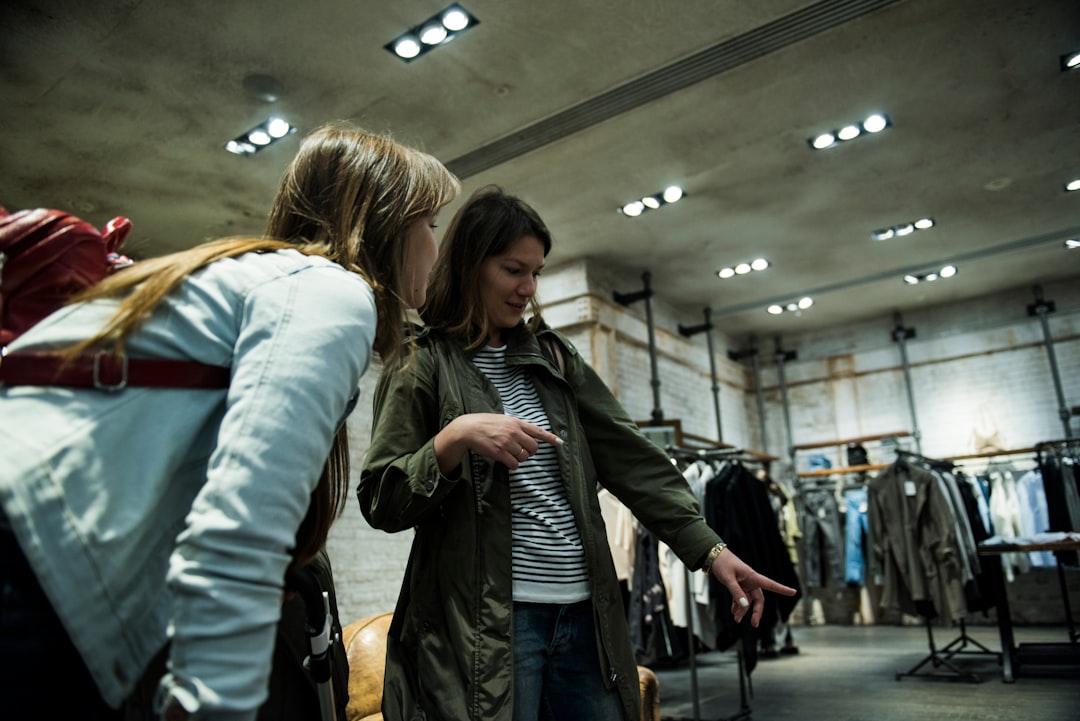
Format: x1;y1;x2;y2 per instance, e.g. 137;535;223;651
67;122;460;566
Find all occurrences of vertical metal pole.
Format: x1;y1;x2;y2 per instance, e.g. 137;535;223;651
1028;285;1074;439
750;339;768;454
774;337;796;465
613;271;663;424
892;313;923;454
703;308;723;442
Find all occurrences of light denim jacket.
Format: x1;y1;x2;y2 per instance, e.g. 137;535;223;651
0;249;375;720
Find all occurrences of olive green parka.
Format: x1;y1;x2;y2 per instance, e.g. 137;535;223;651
357;324;723;721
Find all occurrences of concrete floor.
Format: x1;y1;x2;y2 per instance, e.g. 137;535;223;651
650;624;1079;721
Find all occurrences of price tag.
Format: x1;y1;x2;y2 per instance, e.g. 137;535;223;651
904;481;917;497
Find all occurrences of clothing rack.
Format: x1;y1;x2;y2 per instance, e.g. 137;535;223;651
663;447;770;721
1034;438;1080;641
888;450;1002;682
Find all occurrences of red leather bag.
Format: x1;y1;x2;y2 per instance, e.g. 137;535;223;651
0;206;133;347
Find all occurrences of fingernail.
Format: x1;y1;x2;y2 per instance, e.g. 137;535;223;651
554;437;565;446
738;597;749;608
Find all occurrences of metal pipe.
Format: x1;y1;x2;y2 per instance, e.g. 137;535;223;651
703;308;722;441
774;337;795;463
1028;285;1073;439
892;313;923;454
613;271;662;423
750;340;768;453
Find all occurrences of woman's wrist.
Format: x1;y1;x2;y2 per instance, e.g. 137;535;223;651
700;541;728;574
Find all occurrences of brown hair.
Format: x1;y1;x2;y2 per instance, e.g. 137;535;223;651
66;122;460;566
421;186;551;349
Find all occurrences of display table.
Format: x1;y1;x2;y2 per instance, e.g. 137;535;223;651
977;532;1080;682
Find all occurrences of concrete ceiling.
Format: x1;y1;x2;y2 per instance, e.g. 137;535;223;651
3;0;1078;340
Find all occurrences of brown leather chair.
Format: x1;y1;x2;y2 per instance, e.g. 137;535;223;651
342;613;660;721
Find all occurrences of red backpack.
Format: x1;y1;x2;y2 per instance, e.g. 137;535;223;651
0;206;134;348
0;206;228;390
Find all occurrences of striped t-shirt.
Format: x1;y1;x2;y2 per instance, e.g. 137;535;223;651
472;344;590;603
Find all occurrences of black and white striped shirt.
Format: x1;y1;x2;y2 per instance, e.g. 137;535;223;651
472;344;590;603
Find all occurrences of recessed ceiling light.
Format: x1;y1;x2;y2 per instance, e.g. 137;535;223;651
663;186;684;203
1061;51;1080;72
863;114;889;133
811;133;836;150
914;217;934;229
939;265;957;278
718;267;736;279
621;201;644;217
1066;178;1080;192
225;117;297;156
871;228;895;241
387;4;478;62
767;305;783;315
442;7;470;31
904;274;919;285
797;296;813;309
750;258;769;271
393;36;422;59
837;125;861;141
420;23;448;45
735;263;752;275
1065;239;1080;249
641;196;661;209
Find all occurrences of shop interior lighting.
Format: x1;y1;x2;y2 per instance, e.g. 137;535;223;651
1065;239;1080;249
717;257;769;279
808;113;890;150
903;264;957;285
1061;51;1080;72
1065;178;1080;192
767;296;813;315
224;116;297;156
871;216;934;241
387;4;479;62
619;186;685;217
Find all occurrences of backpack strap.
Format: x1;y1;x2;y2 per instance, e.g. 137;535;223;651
0;350;229;391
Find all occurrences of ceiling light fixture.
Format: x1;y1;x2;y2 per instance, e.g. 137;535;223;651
1065;239;1080;249
1061;51;1080;72
767;297;813;315
808;112;891;150
717;258;769;280
618;185;686;217
224;117;297;156
387;4;479;62
1065;178;1080;192
871;216;934;241
903;264;958;284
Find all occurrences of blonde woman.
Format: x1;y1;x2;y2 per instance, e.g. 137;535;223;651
0;122;459;720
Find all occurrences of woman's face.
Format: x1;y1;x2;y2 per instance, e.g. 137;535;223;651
478;233;546;346
401;214;439;308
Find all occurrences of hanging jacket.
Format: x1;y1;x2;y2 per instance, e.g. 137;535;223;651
358;324;721;721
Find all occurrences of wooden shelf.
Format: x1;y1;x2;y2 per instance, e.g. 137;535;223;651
791;431;911;452
796;462;891;478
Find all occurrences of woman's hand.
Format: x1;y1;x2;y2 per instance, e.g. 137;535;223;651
709;548;798;627
434;413;564;474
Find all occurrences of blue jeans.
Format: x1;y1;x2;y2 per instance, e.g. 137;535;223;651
0;530;122;720
843;488;869;584
513;600;626;721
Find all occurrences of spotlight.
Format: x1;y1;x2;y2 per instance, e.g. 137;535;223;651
621;201;644;217
718;267;736;279
797;297;813;309
420;23;448;45
393;36;422;59
767;305;783;315
663;186;684;203
641;196;661;209
914;217;934;230
735;263;752;275
862;114;889;133
811;133;836;150
837;125;861;141
1066;178;1080;192
1061;51;1080;72
1065;239;1080;249
750;258;769;271
939;265;957;278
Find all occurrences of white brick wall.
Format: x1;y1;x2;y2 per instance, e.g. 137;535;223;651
326;267;1080;626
